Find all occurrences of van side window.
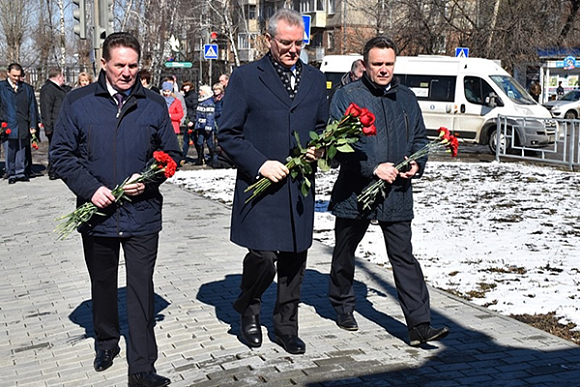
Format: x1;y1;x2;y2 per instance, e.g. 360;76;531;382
399;74;455;102
464;76;494;105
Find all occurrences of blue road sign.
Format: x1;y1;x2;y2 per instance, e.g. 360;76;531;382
455;47;469;58
302;15;311;45
204;44;218;60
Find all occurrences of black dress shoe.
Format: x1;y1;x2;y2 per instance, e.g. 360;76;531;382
93;346;120;371
409;323;449;346
275;335;306;354
17;176;30;182
337;312;359;331
8;178;16;184
240;314;262;347
128;371;170;387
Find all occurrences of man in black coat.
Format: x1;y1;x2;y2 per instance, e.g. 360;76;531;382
328;36;449;347
40;68;67;179
217;8;328;354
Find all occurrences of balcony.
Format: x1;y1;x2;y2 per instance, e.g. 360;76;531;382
304;11;327;28
238;0;257;4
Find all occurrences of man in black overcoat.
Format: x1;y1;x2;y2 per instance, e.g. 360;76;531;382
217;8;328;354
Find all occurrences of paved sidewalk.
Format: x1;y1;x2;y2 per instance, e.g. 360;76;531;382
1;174;580;387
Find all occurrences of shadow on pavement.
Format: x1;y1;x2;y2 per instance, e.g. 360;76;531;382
68;287;170;346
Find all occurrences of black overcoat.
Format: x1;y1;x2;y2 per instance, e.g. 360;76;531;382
217;56;328;253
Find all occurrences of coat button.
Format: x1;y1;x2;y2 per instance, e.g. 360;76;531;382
119;231;124;236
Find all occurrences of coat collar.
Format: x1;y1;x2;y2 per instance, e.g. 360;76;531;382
94;70;147;100
361;73;399;97
257;55;313;108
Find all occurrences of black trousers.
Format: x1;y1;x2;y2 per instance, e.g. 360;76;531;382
82;233;160;375
233;249;307;337
329;218;431;328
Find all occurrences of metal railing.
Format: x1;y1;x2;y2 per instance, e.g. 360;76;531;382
495;115;580;170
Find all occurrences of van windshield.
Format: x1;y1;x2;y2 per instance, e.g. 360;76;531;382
490;75;536;105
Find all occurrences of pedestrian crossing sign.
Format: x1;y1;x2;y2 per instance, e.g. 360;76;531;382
204;44;218;60
455;47;469;58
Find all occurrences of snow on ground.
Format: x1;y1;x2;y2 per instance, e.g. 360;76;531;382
170;161;580;328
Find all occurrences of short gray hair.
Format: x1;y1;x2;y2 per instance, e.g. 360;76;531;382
267;8;304;37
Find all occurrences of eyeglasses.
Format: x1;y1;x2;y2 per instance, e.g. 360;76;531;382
272;36;304;49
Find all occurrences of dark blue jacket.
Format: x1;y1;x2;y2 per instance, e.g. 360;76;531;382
0;80;39;140
328;74;428;222
195;97;215;131
50;71;181;237
217;56;328;253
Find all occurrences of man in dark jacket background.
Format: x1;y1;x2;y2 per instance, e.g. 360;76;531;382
50;32;179;387
0;63;39;184
217;8;328;355
328;36;449;347
40;68;67;179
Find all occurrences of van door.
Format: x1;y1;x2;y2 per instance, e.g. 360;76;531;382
454;76;495;142
399;74;456;137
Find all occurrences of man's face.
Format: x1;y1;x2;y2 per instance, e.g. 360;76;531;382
219;75;228;87
364;47;396;87
101;46;139;92
56;73;65;86
267;20;304;68
8;69;21;84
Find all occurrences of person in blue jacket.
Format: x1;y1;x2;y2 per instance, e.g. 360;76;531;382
0;63;39;184
217;8;328;355
50;32;179;387
328;36;449;347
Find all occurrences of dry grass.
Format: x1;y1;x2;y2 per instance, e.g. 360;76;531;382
510;312;580;344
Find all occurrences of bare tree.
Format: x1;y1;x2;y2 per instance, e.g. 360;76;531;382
0;0;32;63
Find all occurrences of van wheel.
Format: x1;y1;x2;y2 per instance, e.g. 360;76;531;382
565;110;577;119
488;128;511;153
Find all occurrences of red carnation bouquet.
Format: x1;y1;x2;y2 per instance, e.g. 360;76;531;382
1;122;11;139
357;127;459;210
55;151;177;240
245;103;377;203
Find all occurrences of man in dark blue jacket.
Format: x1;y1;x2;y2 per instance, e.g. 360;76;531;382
50;32;179;387
328;36;449;347
217;8;328;355
0;63;39;184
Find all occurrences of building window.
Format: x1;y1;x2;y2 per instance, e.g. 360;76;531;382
246;4;256;19
300;0;324;12
238;33;253;50
328;0;336;14
327;31;335;51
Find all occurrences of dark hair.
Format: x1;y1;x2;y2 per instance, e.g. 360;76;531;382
102;32;141;61
139;68;152;83
362;36;398;63
7;63;23;73
48;68;63;79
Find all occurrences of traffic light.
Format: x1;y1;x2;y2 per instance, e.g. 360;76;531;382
99;0;114;36
72;0;86;39
94;26;107;49
210;32;218;43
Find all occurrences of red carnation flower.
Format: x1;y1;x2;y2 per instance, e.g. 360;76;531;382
5;129;11;135
345;103;363;117
359;110;375;127
1;122;7;128
362;124;376;136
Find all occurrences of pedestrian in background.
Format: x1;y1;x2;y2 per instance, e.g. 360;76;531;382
212;82;224;122
217;8;328;355
0;63;39;184
40;68;68;180
50;32;179;387
161;81;184;135
75;71;94;88
327;36;449;347
180;81;197;164
140;69;159;94
194;85;215;166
